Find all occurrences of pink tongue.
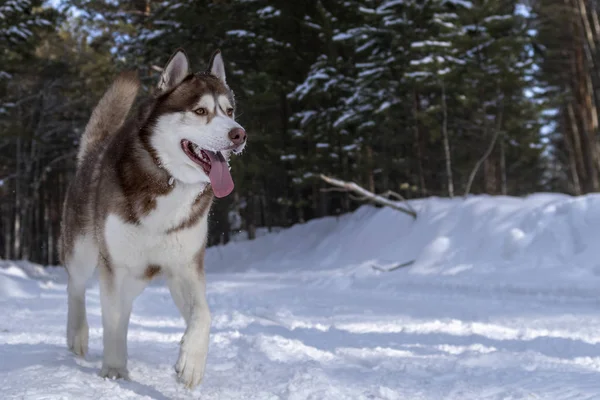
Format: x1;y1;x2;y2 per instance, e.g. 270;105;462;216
205;151;234;198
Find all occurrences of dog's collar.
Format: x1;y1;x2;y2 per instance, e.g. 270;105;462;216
151;156;175;187
155;161;174;187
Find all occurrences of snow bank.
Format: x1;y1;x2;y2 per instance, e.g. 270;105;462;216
0;260;65;298
207;193;600;291
4;193;600;297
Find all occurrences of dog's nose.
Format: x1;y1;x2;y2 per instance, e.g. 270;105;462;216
229;128;247;146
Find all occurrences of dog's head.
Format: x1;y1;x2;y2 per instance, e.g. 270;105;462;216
147;49;246;198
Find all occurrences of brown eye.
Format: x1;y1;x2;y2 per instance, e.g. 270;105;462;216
195;108;207;116
226;108;234;117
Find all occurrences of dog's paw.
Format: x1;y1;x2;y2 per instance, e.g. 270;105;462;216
175;345;207;389
99;365;130;381
67;322;89;357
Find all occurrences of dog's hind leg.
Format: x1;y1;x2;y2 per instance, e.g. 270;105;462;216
66;235;98;357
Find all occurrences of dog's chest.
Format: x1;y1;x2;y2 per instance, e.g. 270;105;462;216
142;182;206;232
105;183;208;270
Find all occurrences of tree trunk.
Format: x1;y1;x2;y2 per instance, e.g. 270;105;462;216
499;134;507;195
341;153;350;212
13;136;22;259
319;181;328;217
413;89;426;196
464;97;504;197
440;80;454;197
365;145;375;194
245;191;256;240
483;157;496;195
571;1;599;191
3;200;12;259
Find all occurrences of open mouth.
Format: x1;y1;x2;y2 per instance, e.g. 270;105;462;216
181;139;212;174
180;139;235;198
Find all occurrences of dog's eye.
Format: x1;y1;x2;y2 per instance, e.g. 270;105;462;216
194;108;207;116
226;108;234;117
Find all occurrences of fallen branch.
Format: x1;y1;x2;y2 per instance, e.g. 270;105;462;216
320;187;349;193
320;174;417;218
349;193;368;202
379;190;408;202
371;259;415;272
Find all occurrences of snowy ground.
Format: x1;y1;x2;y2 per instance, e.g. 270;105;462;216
3;194;600;399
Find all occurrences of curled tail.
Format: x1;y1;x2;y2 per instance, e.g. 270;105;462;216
77;71;140;165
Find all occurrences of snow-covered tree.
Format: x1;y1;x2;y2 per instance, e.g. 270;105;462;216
0;0;55;112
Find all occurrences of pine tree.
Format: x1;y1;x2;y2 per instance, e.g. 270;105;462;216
0;0;56;111
0;0;555;262
533;0;600;194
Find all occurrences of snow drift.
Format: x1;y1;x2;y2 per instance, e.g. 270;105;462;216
4;193;600;294
3;194;600;399
206;193;600;291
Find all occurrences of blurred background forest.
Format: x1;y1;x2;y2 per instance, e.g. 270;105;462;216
1;0;598;264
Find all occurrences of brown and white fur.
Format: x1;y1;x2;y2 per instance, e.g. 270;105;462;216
59;49;246;388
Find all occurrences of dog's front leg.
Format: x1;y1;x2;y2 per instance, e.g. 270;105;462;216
168;265;211;388
98;262;147;380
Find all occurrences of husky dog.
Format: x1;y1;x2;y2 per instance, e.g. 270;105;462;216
59;49;246;388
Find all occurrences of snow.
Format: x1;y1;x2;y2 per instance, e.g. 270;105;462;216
333;111;355;128
332;32;353;41
410;56;446;66
289;61;334;101
405;71;432;78
383;17;407;27
433;18;455;29
445;0;473;8
483;15;513;23
379;0;405;10
4;194;600;398
376;101;391;113
226;30;256;38
355;38;376;53
411;40;452;48
294;110;317;126
357;66;384;78
257;6;280;18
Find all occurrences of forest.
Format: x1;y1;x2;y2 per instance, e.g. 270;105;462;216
1;0;598;264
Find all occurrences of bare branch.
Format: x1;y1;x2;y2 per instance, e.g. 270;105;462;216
464;96;505;197
371;259;415;272
30;151;77;192
320;174;417;218
349;193;368;202
0;173;17;182
319;187;349;193
379;190;407;202
321;185;377;202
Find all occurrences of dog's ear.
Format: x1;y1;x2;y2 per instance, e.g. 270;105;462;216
158;49;189;91
208;49;226;84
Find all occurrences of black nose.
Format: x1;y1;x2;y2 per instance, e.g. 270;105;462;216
228;128;247;146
